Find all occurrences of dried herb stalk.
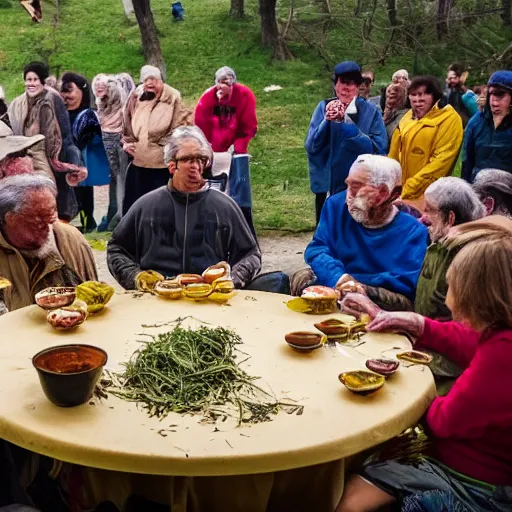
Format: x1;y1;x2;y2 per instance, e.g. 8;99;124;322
107;322;303;424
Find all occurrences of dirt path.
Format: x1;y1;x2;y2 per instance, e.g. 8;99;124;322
91;186;313;286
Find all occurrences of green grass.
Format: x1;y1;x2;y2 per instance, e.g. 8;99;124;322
0;0;510;231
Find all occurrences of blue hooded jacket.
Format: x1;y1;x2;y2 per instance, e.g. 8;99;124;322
461;70;512;182
305;97;387;195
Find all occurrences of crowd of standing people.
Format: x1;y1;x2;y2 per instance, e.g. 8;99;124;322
0;56;511;511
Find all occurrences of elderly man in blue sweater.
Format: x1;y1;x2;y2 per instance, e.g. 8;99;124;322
305;154;428;308
306;61;387;224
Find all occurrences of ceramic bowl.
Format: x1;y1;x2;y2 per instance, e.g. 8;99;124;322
33;344;107;407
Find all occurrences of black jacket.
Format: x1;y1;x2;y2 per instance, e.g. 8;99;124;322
107;183;261;289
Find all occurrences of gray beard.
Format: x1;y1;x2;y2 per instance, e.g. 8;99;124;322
19;227;58;260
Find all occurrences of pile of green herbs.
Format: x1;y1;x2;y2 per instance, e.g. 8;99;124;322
107;321;303;424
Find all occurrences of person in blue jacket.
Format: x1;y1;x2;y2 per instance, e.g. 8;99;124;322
305;61;387;224
305;154;428;304
461;70;512;183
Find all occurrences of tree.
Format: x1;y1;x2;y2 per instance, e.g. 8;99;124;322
132;0;167;80
259;0;292;60
502;0;511;26
230;0;245;18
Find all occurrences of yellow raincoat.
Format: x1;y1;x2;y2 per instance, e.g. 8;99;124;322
388;103;463;201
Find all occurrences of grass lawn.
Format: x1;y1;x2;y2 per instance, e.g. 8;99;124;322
0;0;509;231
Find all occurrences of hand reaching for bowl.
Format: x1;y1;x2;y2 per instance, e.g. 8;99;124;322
366;311;425;340
325;100;346;122
339;292;381;321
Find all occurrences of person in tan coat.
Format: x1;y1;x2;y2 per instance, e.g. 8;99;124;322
122;65;192;214
0;174;97;313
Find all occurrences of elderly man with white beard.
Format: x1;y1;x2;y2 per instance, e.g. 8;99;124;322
0;174;97;314
304;154;428;307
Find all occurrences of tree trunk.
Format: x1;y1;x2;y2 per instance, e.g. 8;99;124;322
436;0;454;40
354;0;364;15
502;0;512;26
230;0;245;18
132;0;167;80
387;0;397;27
259;0;293;60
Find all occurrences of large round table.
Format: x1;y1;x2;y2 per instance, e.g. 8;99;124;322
0;291;435;511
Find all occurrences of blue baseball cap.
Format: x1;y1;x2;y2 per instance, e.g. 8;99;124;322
487;70;512;92
332;61;363;84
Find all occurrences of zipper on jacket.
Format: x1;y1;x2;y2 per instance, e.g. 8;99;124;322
182;194;189;273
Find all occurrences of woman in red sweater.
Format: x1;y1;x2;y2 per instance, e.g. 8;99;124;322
194;66;257;154
336;216;512;511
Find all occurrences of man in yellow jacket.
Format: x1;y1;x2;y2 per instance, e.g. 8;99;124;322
389;76;463;211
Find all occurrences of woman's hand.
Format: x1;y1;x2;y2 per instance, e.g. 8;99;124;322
366;311;425;340
123;142;136;157
325;100;345;122
339;292;381;320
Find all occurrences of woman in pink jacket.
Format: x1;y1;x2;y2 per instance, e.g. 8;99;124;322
336;215;512;511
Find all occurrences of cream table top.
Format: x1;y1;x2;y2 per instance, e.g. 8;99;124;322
0;290;435;476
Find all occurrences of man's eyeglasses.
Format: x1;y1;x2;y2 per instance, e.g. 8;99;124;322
175;155;209;166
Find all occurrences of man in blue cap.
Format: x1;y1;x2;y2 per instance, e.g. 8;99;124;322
305;61;387;223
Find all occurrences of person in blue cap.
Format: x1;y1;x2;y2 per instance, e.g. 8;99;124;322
305;61;387;223
462;70;512;183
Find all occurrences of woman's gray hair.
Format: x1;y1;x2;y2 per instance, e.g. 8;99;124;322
472;169;512;215
115;73;136;104
425;177;485;224
163;126;213;166
215;66;237;86
92;74;122;117
0;174;57;223
349;154;402;192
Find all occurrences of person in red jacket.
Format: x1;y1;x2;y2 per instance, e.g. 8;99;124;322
195;66;258;238
336;215;512;511
194;66;257;154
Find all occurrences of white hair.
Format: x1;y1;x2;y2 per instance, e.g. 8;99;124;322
163;126;213;166
425;177;485;223
349;154;402;192
0;174;57;223
392;69;409;80
115;72;135;104
215;66;237;86
140;65;162;83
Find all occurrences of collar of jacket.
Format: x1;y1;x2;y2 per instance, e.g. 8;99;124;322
167;179;211;204
134;83;182;106
403;101;457;128
481;105;512;131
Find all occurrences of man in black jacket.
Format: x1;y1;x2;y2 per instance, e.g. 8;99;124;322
107;126;261;289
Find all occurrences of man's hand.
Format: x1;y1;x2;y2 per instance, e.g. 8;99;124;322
335;274;365;297
135;270;165;292
339;292;381;321
366;311;425;340
66;167;88;187
123;142;136;157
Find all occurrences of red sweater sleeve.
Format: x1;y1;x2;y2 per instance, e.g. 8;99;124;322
427;337;511;439
194;88;217;143
417;318;480;369
233;85;257;154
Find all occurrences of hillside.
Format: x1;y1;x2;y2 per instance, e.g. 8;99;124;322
0;0;510;231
